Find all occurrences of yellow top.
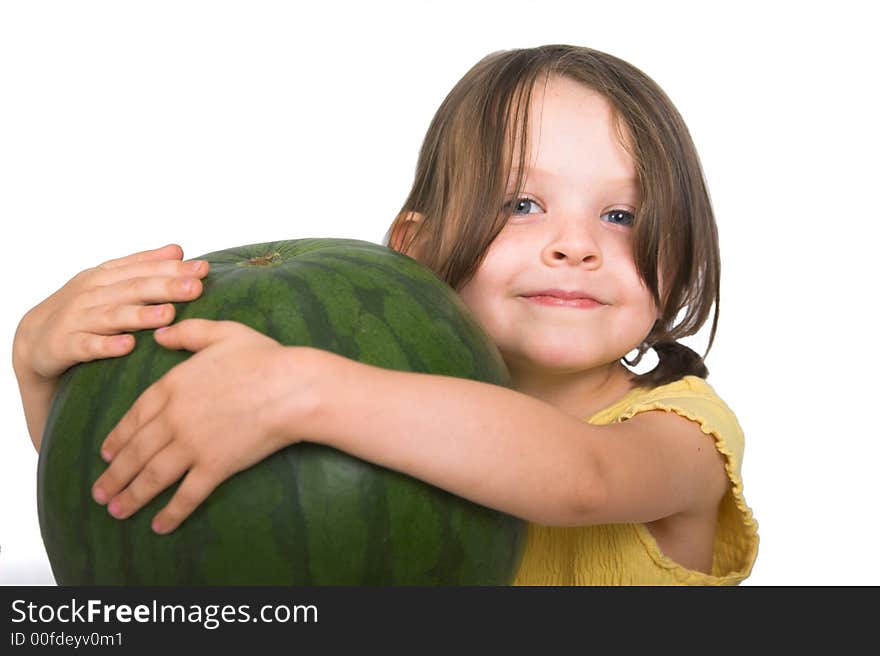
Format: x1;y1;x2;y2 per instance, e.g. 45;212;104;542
512;375;759;586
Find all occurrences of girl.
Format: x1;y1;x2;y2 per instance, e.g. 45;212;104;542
13;44;759;585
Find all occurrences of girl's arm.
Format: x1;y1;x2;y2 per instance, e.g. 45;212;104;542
289;348;728;528
92;321;728;534
12;356;59;453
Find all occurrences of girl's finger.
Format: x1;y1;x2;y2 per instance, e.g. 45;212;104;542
99;244;184;270
153;318;243;352
66;331;138;364
77;301;178;336
151;466;222;534
80;273;205;309
104;444;190;522
100;382;169;466
93;409;173;507
87;258;209;290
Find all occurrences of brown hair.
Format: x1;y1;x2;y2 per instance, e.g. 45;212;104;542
383;44;718;389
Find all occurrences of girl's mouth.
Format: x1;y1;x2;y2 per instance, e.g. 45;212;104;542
521;295;603;309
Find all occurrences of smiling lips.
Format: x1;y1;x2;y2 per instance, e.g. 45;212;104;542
521;289;605;309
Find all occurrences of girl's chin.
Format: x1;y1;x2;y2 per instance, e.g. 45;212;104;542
501;350;619;376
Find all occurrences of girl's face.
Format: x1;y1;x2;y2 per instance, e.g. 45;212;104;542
456;75;661;381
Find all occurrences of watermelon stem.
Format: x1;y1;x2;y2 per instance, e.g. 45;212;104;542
246;252;282;266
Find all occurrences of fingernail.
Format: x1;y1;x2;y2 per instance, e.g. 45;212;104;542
113;335;131;349
93;487;107;504
108;500;123;517
152;519;165;534
185;260;205;273
101;448;113;462
155;326;169;335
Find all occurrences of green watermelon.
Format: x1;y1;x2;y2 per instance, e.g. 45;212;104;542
37;238;526;585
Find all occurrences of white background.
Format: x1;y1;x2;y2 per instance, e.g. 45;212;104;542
1;0;877;586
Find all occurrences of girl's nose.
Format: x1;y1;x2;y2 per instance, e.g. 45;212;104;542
540;221;602;268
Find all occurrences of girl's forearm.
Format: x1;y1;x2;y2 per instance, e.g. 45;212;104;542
13;319;55;452
282;347;602;527
12;355;57;453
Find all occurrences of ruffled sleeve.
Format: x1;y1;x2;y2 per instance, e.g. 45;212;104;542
615;376;760;584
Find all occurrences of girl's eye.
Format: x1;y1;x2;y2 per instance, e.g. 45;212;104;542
502;198;635;226
602;209;635;226
503;197;542;215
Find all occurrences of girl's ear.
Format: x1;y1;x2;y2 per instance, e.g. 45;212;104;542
390;212;425;255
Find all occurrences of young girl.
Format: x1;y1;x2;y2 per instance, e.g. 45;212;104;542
13;44;759;585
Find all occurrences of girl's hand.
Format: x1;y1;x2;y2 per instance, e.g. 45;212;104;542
90;319;308;535
13;244;208;382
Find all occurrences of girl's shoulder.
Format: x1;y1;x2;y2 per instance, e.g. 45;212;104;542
589;374;712;415
589;375;744;444
642;374;731;407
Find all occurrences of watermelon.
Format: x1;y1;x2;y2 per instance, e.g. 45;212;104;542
37;238;526;585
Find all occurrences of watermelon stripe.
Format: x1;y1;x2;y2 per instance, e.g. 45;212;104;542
297;254;484;379
272;265;338;349
274;442;314;584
